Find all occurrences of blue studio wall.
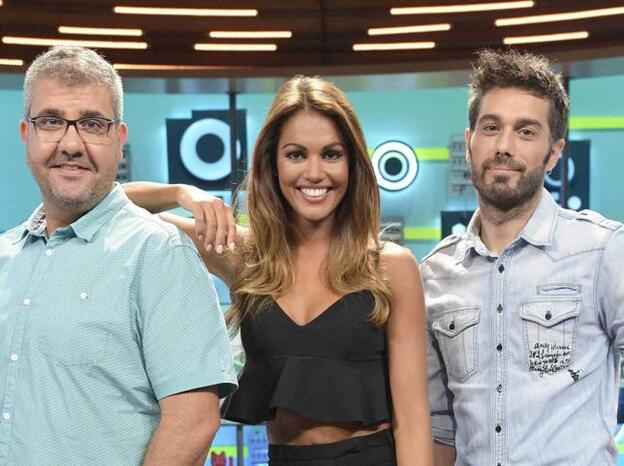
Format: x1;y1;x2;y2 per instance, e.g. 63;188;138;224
2;72;624;283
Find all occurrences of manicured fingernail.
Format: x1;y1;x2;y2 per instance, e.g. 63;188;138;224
205;244;212;252
198;234;204;241
216;245;223;254
229;242;235;251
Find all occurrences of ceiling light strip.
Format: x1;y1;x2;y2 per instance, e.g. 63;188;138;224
353;41;435;51
496;6;624;26
503;31;589;45
114;6;257;17
114;63;239;70
0;58;23;66
195;43;277;51
2;36;148;49
368;23;451;36
209;30;292;39
59;26;144;37
391;1;534;15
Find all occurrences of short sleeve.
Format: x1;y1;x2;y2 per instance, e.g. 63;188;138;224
133;243;237;400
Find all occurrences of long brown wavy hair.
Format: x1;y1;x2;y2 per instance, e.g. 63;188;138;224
227;75;392;333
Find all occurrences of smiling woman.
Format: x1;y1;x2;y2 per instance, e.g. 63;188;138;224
275;110;349;232
123;75;433;465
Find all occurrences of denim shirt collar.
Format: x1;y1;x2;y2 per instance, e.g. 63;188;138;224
456;188;558;263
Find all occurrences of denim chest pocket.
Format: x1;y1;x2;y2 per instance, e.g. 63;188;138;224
432;306;480;382
520;298;580;376
35;290;113;367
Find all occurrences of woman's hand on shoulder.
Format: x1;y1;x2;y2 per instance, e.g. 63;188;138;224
175;185;237;253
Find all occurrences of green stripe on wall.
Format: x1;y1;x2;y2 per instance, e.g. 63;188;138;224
237;219;440;241
403;226;441;241
569;116;624;130
367;146;449;161
416;147;450;160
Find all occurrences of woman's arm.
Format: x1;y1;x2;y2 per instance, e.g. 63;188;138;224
382;242;434;466
123;182;241;284
123;181;184;214
123;182;238;253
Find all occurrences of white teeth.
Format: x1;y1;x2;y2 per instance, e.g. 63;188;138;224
301;188;328;198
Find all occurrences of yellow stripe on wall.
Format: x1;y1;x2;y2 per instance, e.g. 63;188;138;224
416;147;449;160
569;116;624;130
367;146;449;160
403;226;441;241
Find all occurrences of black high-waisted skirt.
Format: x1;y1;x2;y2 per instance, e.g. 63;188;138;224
268;429;396;466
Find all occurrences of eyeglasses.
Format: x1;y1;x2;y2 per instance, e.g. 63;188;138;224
28;115;120;145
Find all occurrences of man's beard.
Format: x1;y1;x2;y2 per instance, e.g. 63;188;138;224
469;149;550;212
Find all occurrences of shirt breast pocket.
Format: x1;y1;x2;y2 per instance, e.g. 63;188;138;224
520;298;580;376
432;306;480;382
35;291;113;367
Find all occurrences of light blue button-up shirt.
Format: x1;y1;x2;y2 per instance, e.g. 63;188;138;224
422;189;624;466
0;185;237;465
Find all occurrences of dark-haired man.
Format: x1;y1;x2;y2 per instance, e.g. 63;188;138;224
423;49;624;465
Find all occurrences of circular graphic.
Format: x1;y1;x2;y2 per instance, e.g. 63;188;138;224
371;141;419;191
545;157;575;188
196;134;224;164
568;195;582;211
179;118;241;181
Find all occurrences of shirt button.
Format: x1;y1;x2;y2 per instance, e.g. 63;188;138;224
80;292;89;300
23;298;31;306
45;249;53;257
497;304;503;313
498;264;505;273
495;424;502;433
449;321;456;330
496;343;503;351
496;384;503;393
2;412;11;421
545;311;552;320
9;354;18;362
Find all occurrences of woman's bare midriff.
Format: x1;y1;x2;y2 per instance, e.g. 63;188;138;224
267;408;392;445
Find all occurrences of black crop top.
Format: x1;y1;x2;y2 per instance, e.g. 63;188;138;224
221;290;392;426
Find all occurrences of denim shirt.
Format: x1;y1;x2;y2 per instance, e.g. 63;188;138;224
422;189;624;466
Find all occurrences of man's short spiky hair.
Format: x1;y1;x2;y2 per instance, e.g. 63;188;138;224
24;46;123;120
468;49;569;142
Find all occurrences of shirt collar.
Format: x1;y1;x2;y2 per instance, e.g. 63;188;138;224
454;215;489;264
518;188;558;247
70;184;129;242
455;188;558;263
16;183;129;244
11;204;48;245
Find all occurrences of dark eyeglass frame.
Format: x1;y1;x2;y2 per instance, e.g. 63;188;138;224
27;115;120;144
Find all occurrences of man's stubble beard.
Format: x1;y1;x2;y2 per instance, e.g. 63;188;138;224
468;148;551;212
